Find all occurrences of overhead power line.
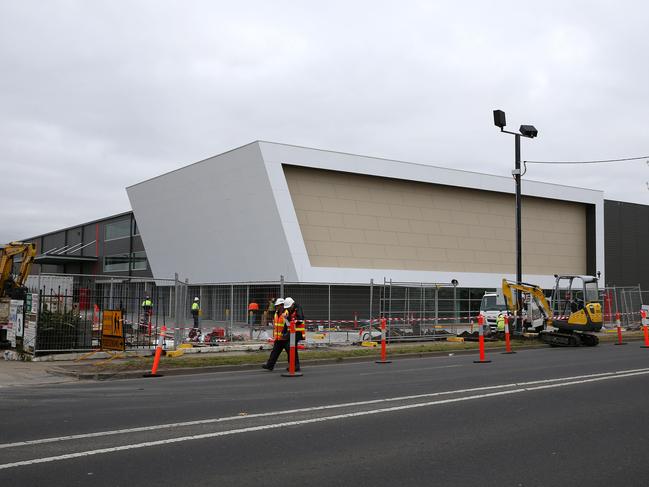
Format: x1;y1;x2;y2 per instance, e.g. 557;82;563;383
524;155;649;164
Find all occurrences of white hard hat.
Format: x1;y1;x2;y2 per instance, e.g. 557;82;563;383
284;297;295;308
275;298;285;306
194;297;199;301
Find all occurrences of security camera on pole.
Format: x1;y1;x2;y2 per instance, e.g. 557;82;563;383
493;110;538;334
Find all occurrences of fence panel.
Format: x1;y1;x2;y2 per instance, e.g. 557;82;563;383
601;286;643;328
30;273;177;354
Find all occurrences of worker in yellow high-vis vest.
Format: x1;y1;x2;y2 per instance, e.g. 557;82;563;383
191;297;200;329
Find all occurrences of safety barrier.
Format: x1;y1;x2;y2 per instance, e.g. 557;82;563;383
375;318;391;364
641;310;649;349
143;325;166;377
282;320;302;378
614;312;627;346
473;315;491;364
502;314;515;354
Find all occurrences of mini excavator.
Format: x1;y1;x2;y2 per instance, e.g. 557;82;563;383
502;275;603;347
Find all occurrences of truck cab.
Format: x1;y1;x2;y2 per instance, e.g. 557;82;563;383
479;293;507;333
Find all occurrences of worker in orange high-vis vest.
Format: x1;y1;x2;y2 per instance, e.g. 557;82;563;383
262;298;290;371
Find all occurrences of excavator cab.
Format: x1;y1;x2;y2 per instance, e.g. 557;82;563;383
550;275;603;333
0;242;36;300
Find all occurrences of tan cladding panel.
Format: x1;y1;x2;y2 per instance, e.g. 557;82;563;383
284;165;587;275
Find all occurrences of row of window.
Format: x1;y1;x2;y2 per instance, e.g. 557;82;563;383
105;219;139;242
103;252;148;272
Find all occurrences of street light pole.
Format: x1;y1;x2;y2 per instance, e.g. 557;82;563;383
515;133;522;288
493;110;538;334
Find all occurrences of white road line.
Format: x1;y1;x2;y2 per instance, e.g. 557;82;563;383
0;368;649;449
1;368;648;471
2;367;647;451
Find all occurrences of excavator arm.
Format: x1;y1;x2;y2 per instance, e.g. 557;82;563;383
501;279;553;326
0;242;36;298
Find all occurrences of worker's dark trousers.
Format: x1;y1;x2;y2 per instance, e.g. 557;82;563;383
192;313;199;328
265;339;300;370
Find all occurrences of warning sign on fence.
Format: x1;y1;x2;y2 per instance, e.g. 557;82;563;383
102;310;124;351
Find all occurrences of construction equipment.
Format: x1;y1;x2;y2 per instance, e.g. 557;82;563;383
502;275;603;347
0;242;36;300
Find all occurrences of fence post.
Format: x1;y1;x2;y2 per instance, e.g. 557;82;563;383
109;278;114;310
246;284;251;340
369;279;374;338
280;275;284;300
227;284;233;342
388;279;392;342
453;283;458;326
328;283;331;345
434;285;439;328
174;273;181;346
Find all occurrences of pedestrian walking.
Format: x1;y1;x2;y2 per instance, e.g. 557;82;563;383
262;298;291;371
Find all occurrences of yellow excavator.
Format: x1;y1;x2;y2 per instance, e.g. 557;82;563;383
502;275;603;347
0;242;36;300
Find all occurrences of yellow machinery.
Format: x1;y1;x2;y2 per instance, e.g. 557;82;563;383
0;242;36;300
502;275;603;347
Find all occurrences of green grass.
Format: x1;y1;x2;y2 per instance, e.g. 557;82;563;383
102;339;541;371
98;330;645;372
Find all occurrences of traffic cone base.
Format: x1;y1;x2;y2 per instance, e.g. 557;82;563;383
473;359;492;363
501;351;516;354
142;372;163;377
641;345;649;349
281;371;303;377
614;342;628;345
375;360;392;364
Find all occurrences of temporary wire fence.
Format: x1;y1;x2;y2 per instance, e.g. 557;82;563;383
20;274;648;355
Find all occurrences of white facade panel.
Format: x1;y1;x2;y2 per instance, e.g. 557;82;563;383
127;143;298;283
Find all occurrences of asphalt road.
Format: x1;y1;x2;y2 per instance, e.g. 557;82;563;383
1;343;648;486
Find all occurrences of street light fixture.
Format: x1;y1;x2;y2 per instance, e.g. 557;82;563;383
493;109;538;333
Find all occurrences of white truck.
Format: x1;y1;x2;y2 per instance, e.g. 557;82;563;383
480;290;545;333
479;293;508;333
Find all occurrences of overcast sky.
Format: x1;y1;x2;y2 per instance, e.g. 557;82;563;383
2;0;648;242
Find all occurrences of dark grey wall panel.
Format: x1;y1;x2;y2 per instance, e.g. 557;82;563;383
604;200;649;287
585;204;597;276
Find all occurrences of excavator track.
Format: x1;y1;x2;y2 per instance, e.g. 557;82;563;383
540;330;598;347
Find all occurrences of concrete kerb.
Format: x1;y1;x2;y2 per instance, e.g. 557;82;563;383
46;344;544;381
43;333;647;381
33;343;273;362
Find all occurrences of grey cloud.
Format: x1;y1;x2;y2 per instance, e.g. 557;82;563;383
1;0;648;241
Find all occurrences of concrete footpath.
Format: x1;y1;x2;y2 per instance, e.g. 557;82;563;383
0;360;79;387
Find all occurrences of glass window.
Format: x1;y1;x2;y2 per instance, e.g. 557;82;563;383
105;219;131;241
131;251;148;271
104;254;130;272
585;281;599;303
